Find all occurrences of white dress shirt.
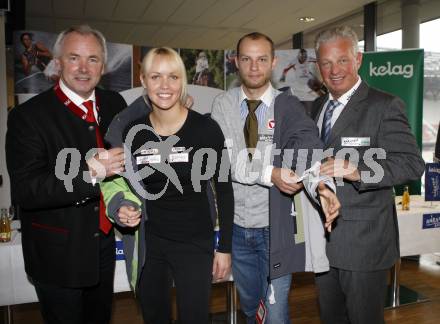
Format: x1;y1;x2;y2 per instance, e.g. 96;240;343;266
59;79;99;123
317;77;362;135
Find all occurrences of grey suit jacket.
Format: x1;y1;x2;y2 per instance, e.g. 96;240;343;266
270;90;329;278
312;81;425;271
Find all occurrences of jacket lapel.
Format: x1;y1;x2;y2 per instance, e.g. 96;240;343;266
272;87;283;145
313;95;328;123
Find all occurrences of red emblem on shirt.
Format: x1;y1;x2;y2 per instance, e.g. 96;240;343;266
267;119;275;129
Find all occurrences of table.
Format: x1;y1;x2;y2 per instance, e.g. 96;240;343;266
0;225;130;307
0;227;132;324
0;224;237;323
396;195;440;256
388;195;440;308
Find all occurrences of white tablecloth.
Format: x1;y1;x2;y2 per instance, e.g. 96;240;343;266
0;225;130;306
396;195;440;256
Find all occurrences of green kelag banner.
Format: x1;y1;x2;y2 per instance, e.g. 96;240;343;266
359;49;424;194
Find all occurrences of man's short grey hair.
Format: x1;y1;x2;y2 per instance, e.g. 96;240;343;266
315;26;359;57
53;24;108;64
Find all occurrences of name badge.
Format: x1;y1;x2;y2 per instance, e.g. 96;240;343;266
258;134;273;142
341;137;370;147
136;154;161;165
169;153;189;163
140;148;159;155
171;146;186;153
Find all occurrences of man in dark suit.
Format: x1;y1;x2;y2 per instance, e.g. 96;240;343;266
312;26;425;324
6;25;126;324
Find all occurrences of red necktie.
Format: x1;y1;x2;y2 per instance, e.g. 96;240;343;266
83;100;112;234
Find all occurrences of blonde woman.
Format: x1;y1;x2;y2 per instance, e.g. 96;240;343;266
101;47;233;324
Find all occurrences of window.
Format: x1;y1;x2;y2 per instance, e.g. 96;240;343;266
421;18;440;162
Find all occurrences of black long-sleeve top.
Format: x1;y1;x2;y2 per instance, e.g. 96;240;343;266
126;109;233;252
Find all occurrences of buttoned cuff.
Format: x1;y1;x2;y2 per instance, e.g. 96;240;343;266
262;165;274;187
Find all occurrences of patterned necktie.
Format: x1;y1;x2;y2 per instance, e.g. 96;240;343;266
83;100;112;234
320;100;340;145
243;99;262;153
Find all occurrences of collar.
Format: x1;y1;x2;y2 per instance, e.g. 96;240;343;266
328;77;362;106
59;79;96;112
239;83;274;107
54;80;100;123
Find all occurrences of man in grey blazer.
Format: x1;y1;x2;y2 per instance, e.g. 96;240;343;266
312;26;425;324
212;32;340;324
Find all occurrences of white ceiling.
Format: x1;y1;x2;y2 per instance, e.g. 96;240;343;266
25;0;375;49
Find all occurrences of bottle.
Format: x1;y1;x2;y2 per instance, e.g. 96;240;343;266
0;208;11;242
402;185;410;211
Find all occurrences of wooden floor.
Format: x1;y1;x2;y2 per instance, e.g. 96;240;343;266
3;254;440;324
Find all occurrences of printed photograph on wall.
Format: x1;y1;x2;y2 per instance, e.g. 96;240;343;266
14;30;133;96
98;42;132;92
14;30;57;94
273;48;326;101
180;49;224;89
224;49;241;89
132;46;152;88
